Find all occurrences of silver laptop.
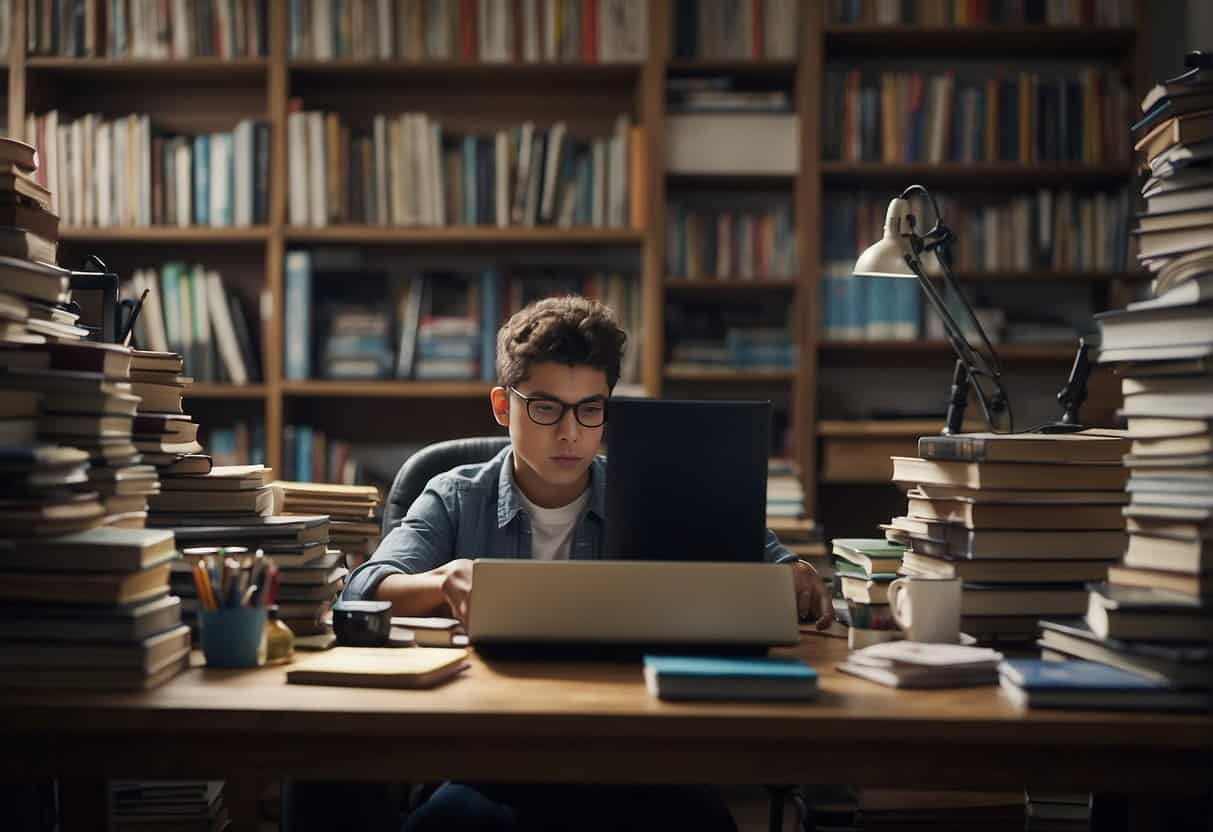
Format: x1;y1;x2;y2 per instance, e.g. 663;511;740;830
468;559;800;650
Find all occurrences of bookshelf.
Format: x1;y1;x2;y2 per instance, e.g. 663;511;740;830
5;1;1148;520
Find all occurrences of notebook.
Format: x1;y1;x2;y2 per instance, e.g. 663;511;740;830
643;655;818;702
285;647;469;689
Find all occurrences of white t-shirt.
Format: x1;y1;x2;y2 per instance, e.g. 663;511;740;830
517;487;591;561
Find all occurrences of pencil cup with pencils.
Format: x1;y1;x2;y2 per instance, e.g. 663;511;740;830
191;549;280;669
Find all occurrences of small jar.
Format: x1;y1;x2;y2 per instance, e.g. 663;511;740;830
265;605;295;665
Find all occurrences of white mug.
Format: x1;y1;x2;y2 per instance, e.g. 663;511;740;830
886;577;962;644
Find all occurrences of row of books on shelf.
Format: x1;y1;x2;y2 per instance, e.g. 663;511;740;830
823;190;1132;274
204;420;265;468
667;327;796;371
288;0;648;62
284;251;642;382
826;0;1136;25
123;266;261;385
28;112;271;228
29;0;268;58
282;425;363;485
287;110;640;229
665;201;796;280
670;0;798;60
822;69;1132;165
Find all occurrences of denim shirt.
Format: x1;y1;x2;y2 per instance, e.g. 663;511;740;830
343;446;796;601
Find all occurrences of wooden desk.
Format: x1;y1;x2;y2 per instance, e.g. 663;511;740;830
1;636;1209;830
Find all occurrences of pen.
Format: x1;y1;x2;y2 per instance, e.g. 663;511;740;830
121;288;149;347
241;585;258;607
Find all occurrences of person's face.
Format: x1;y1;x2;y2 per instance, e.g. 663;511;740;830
490;361;610;505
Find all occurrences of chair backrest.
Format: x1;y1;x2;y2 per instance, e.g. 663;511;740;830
382;436;511;535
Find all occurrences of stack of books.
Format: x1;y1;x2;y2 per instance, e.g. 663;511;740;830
128;351;208;472
32;341;160;528
273;481;383;568
0;139;58;264
838;638;1004;689
1043;56;1213;698
998;658;1209;711
889;432;1130;645
1024;791;1092;832
831;538;903;649
0;527;189;691
108;780;231;832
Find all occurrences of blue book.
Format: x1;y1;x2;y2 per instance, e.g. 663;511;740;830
295;426;313;483
999;660;1210;711
480;269;498;383
192;135;209;225
283;251;312;380
643;655;818;702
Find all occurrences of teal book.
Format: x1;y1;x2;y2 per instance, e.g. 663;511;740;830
283;251;312;380
643;655;818;702
193;134;209;225
999;659;1210;711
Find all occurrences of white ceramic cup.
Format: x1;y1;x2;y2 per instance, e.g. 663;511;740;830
886;577;962;643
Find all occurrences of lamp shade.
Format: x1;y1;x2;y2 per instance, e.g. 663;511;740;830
852;197;915;279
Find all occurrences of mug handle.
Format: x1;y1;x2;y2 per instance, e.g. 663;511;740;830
887;578;912;631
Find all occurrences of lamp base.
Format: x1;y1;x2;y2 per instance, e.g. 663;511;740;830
1033;421;1089;434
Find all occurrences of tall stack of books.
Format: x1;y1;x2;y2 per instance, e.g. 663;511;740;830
128;351;208;473
273;481;382;571
1034;57;1213;698
831;538;903;649
0;138;58;264
890;432;1130;645
108;781;231;832
32;341;160;528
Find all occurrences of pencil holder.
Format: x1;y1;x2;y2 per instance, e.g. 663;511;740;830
199;607;268;668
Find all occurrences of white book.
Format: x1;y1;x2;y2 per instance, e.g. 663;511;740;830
665;113;797;176
141;270;169;353
307;112;326;227
70;120;83;227
389;117;404;225
416;115;433;225
511;121;534;225
544;0;559;60
206;271;248;385
377;0;393;59
178;269;195;365
232;120;248;227
373;115;388;225
287;111;308;226
609;114;629;227
522;0;539;62
495;131;509;228
174;140;191;226
314;0;332;60
215;0;232;58
539;121;565;224
56;122;71;227
97;122;112;227
497;1;512;61
115;118;129;226
524;135;543;227
208;132;225;227
140;115;152;225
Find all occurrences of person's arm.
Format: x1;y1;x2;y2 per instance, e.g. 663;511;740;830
341;485;461;617
764;527;836;630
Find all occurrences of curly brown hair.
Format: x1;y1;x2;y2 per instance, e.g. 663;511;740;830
496;295;628;390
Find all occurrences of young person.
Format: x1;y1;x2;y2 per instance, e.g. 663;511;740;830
342;295;833;831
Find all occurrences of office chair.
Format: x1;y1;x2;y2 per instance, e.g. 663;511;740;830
382;436;510;535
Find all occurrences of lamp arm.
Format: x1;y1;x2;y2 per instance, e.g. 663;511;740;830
931;237;1005;378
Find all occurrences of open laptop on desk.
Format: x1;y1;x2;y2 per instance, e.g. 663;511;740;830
468;399;799;655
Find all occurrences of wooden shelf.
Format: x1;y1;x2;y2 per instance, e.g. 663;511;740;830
818;340;1076;361
281;380;492;398
818;419;962;437
667;172;796;189
283;226;644;245
665;278;799;293
289;60;641;86
824;25;1136;57
943;270;1150;283
59;226;271;243
820;162;1132;187
25;57;268;81
666;59;797;80
664;367;797;383
184;384;268;399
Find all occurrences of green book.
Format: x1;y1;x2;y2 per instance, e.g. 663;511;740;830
831;538;905;575
832;560;899;582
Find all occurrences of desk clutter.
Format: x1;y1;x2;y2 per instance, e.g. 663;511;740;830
108;780;230;832
0;138;380;687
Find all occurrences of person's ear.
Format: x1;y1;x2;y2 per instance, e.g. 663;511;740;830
490;386;509;427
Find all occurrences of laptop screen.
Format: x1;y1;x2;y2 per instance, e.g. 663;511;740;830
603;398;770;562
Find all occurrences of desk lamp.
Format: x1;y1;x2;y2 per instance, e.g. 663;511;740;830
851;185;1093;435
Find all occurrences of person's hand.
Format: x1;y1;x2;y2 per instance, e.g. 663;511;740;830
439;558;474;623
792;559;835;631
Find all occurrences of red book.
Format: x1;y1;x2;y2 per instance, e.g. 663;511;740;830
581;0;596;62
460;0;476;60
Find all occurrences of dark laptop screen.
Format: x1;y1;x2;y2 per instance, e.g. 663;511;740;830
603;398;770;562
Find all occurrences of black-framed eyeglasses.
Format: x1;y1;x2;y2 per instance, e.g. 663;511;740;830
507;386;608;428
